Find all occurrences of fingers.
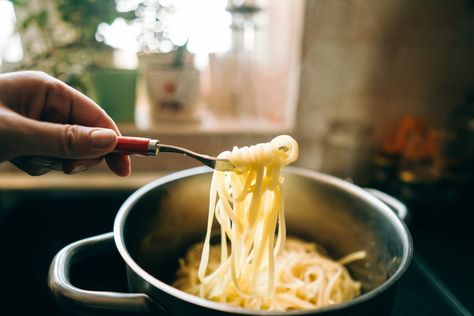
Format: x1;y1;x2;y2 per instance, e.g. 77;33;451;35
46;75;132;176
11;157;57;176
0;71;118;130
14;117;117;159
11;157;104;176
61;157;103;174
106;154;131;177
6;113;131;177
38;76;132;176
0;71;131;176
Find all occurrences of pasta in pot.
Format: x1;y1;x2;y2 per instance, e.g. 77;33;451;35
173;135;366;311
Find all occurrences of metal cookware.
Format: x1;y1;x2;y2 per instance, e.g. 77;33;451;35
49;166;412;315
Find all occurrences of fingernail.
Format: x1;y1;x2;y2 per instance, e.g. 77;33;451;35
70;164;88;174
91;129;116;148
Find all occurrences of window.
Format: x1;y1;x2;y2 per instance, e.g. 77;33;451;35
4;0;304;133
0;0;23;67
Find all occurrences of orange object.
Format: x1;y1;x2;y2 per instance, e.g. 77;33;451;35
382;115;428;155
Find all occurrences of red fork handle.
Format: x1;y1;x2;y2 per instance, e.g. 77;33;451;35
113;136;158;156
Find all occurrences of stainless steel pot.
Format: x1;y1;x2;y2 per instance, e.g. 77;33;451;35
49;167;413;315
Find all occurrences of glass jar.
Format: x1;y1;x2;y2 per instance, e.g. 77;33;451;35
320;120;374;185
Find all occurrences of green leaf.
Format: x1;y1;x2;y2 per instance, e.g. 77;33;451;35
10;0;27;6
21;15;34;29
36;10;48;28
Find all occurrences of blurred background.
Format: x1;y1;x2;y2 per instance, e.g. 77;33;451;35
0;0;473;315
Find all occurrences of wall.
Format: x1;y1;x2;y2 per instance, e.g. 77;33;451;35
295;0;474;172
2;0;474;179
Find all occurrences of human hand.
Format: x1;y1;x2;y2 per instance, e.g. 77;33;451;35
0;71;131;176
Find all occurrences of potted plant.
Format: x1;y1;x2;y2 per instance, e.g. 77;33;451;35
140;43;201;123
127;0;202;123
55;0;138;124
11;0;138;123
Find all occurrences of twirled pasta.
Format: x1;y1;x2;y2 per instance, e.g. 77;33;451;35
173;135;365;311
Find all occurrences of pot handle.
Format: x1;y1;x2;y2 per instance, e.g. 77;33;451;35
48;232;156;315
365;188;408;221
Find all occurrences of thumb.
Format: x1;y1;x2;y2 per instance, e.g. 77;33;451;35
15;116;118;159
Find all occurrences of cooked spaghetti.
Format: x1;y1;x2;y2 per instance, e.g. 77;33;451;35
173;135;366;311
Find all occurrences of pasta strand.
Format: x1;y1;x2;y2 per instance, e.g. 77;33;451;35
174;136;366;311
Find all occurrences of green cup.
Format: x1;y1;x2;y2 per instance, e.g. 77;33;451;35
88;68;137;123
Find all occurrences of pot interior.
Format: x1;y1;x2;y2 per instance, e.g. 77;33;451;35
121;168;409;296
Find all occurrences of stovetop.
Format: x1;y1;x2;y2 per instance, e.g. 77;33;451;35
393;257;471;316
392;214;474;316
0;190;472;316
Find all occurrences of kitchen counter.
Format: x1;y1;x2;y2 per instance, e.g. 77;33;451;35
0;171;167;190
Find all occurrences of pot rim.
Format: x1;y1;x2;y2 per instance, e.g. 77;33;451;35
114;166;413;315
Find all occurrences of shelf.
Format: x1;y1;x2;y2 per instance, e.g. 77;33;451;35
118;109;293;136
0;171;168;190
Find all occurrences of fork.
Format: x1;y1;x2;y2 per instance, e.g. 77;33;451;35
113;136;235;172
